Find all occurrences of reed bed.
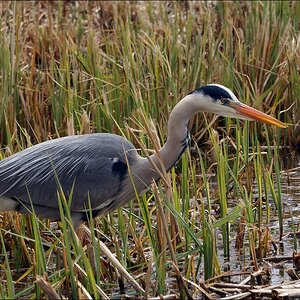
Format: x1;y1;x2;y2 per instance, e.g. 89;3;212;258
0;1;299;298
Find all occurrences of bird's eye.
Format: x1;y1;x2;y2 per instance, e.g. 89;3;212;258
220;98;229;105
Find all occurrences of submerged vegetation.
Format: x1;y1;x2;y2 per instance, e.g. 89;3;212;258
0;1;299;298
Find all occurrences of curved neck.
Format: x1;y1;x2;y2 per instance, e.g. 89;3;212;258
150;94;202;172
130;93;208;194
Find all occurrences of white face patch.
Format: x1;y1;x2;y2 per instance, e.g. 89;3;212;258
191;84;251;119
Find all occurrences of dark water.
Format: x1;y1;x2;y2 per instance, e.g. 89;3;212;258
218;160;300;285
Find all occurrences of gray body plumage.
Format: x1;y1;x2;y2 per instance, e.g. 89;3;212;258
0;84;285;228
0;134;152;226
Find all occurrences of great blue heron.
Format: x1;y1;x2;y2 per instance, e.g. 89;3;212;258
0;84;286;228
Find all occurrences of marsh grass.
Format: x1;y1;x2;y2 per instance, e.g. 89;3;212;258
0;1;299;298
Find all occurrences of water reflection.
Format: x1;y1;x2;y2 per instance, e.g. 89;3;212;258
217;165;300;284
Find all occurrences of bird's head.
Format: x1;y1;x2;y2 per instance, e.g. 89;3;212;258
190;84;287;128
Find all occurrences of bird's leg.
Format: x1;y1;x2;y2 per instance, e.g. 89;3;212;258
81;224;145;295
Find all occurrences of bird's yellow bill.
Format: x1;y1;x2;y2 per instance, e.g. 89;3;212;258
229;102;287;128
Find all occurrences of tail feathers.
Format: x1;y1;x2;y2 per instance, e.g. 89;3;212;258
0;196;89;230
0;197;19;211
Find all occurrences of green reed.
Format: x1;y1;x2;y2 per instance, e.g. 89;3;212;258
0;1;298;298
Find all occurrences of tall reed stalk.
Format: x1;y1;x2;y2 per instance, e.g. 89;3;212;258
0;1;298;298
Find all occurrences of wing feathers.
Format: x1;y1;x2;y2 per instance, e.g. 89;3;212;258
0;133;138;215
